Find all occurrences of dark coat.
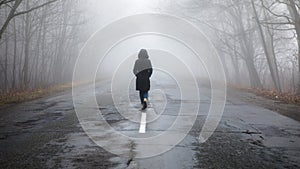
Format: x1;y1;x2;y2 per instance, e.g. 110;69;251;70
133;51;153;92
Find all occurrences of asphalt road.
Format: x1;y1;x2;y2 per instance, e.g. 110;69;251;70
0;79;299;169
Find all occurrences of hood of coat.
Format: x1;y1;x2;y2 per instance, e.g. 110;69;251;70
138;49;149;59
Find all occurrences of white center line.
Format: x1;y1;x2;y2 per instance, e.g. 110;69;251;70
139;112;147;133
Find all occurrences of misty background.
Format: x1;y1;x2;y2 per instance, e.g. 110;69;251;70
0;0;299;94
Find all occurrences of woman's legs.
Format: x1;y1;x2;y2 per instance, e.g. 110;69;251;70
139;91;149;103
143;92;148;101
139;91;149;110
139;91;144;104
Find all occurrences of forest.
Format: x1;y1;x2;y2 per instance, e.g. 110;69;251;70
0;0;299;95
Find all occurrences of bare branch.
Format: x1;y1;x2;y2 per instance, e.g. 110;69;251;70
261;0;293;23
0;0;59;39
260;21;295;25
0;0;22;39
0;0;15;7
13;0;59;17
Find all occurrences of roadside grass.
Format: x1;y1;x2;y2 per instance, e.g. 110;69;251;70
229;84;300;122
246;88;300;104
0;78;109;107
230;84;300;104
243;88;300;105
0;83;72;106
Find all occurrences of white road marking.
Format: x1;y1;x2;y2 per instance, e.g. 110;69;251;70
139;112;147;133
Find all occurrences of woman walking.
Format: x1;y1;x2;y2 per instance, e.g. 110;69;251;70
133;49;153;110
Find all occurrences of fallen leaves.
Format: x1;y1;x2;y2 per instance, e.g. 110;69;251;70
248;88;300;104
230;84;300;104
0;83;72;106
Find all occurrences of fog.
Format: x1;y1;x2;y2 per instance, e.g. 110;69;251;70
0;0;299;94
73;15;225;91
81;0;163;31
1;0;300;166
74;0;225;87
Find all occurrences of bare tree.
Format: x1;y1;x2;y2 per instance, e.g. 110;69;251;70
0;0;86;92
0;0;58;40
261;0;300;93
168;0;297;92
251;0;281;91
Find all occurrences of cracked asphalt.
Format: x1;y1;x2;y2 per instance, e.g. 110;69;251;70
0;79;299;169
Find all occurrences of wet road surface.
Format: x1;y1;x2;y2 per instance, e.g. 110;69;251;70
0;79;300;169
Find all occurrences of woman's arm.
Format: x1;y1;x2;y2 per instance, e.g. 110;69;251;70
133;60;138;76
148;60;153;77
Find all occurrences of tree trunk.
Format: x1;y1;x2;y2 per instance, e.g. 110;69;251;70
238;21;262;88
287;0;300;94
268;29;281;91
233;2;262;89
244;54;262;88
18;22;24;86
34;16;45;87
251;0;281;91
23;0;30;88
40;19;47;86
12;18;17;89
4;27;8;92
54;1;68;83
232;42;241;84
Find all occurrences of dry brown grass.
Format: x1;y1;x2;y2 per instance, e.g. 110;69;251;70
230;84;300;104
248;88;300;104
0;83;72;106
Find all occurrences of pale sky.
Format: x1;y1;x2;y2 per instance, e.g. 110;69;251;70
82;0;167;29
